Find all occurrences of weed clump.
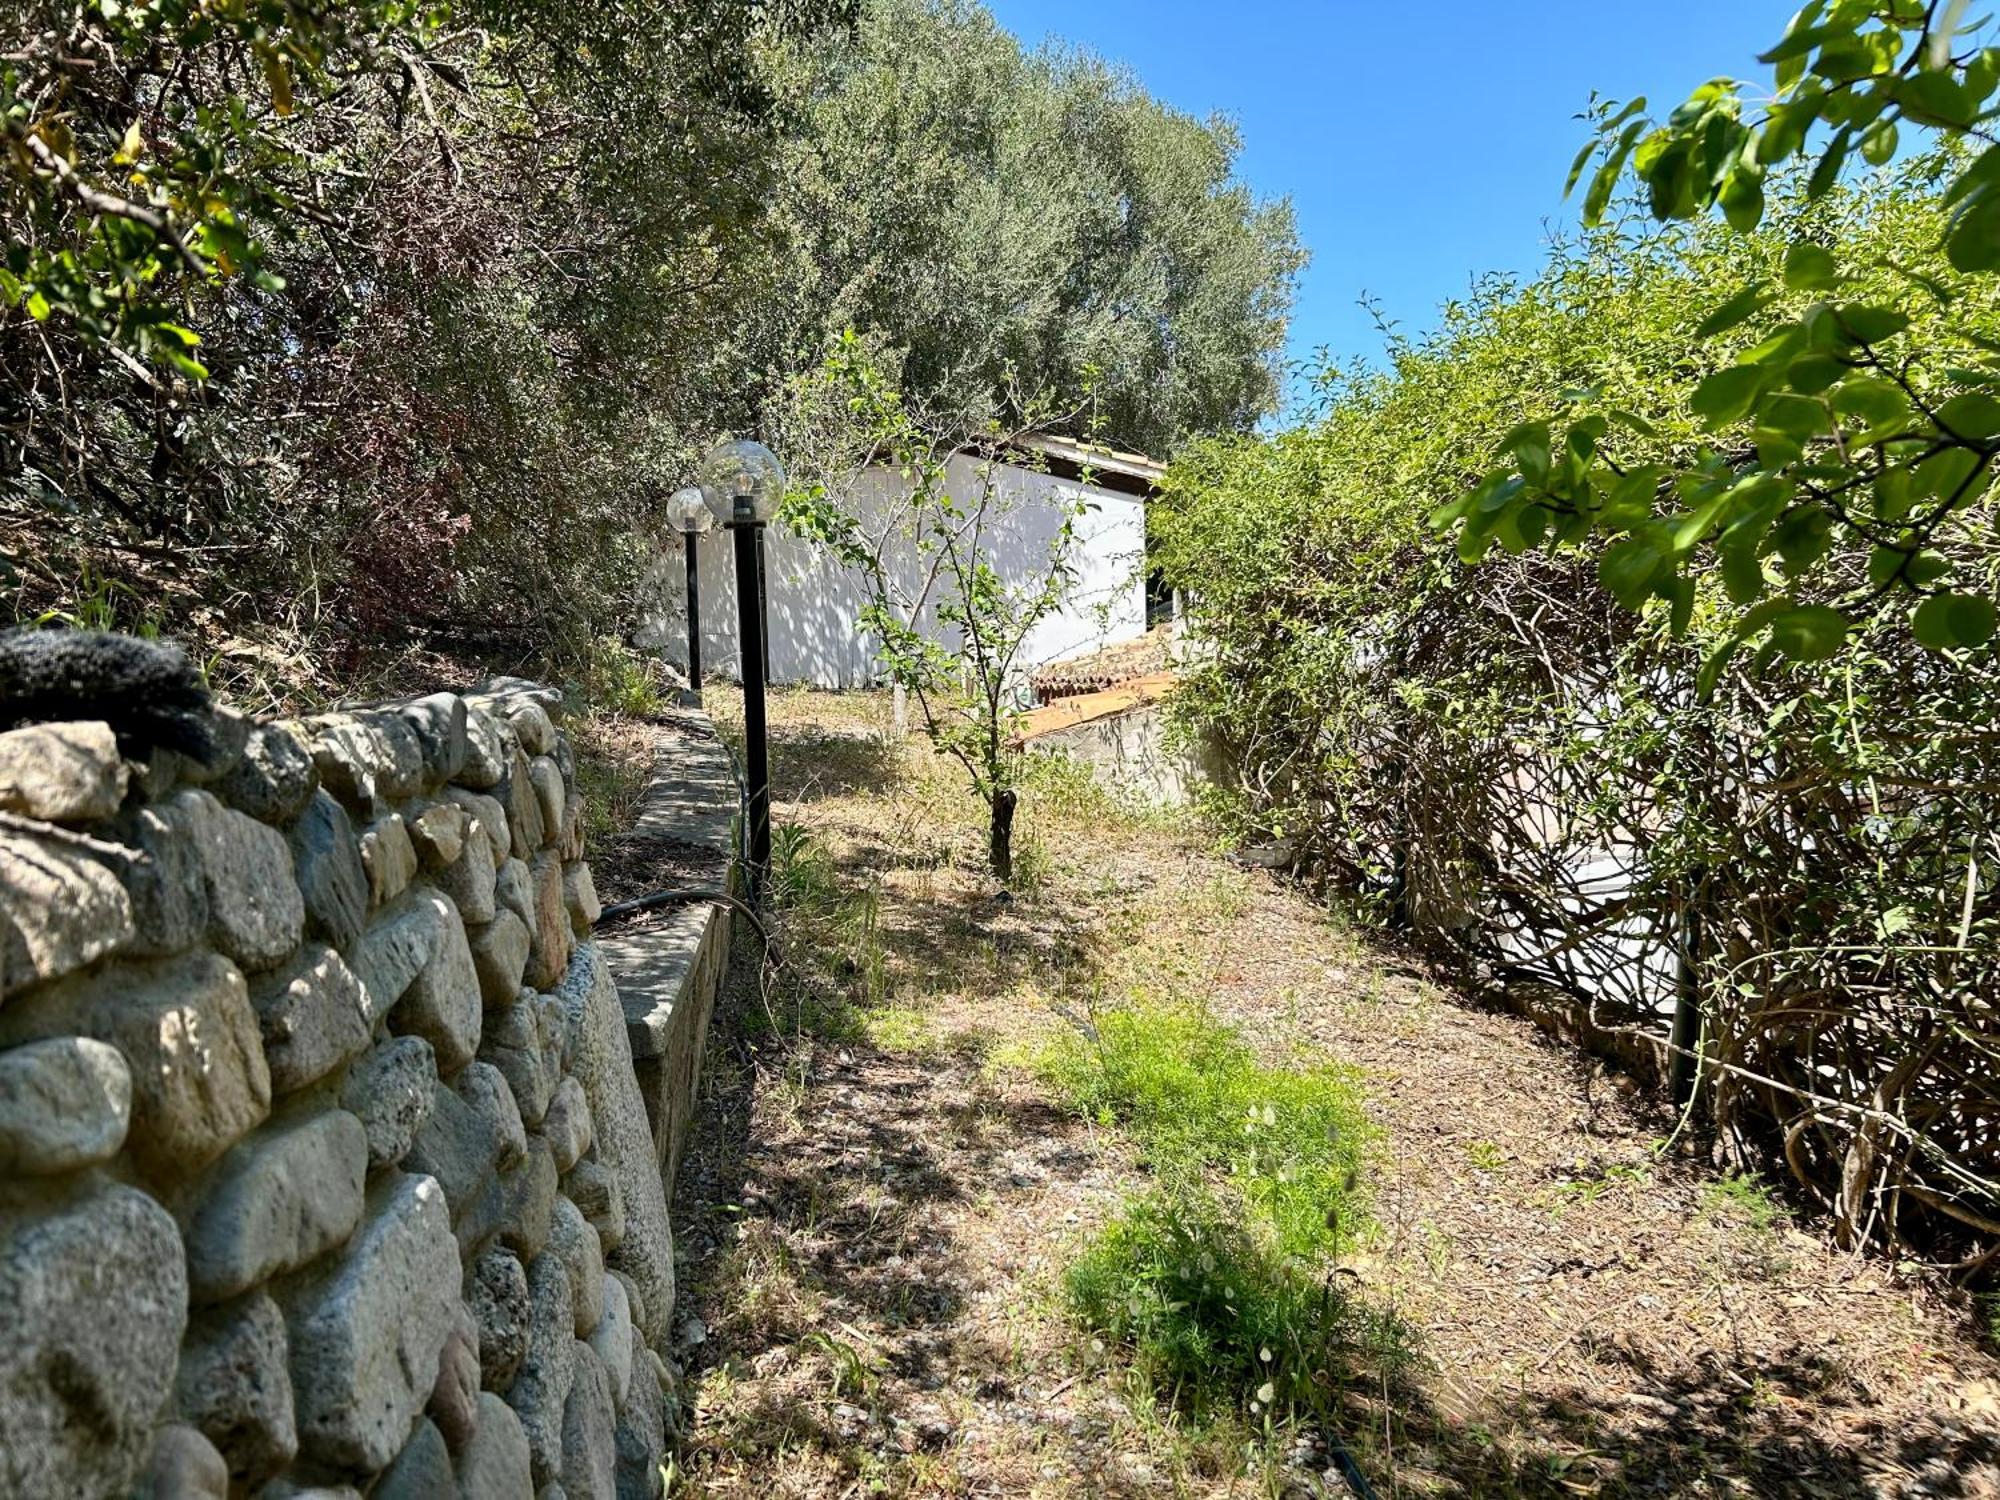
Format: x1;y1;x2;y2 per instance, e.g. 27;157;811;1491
1066;1185;1412;1425
1698;1170;1788;1233
1046;999;1410;1433
1041;999;1373;1257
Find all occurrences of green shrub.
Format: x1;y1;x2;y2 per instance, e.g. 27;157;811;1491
1066;1183;1413;1426
1152;167;2000;1259
575;637;671;720
1041;1000;1373;1259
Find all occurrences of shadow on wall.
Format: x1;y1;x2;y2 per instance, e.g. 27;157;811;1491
635;454;1149;691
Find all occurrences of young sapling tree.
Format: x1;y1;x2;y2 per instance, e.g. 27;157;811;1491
786;334;1098;882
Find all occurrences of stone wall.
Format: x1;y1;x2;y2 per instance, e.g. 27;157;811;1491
0;678;678;1498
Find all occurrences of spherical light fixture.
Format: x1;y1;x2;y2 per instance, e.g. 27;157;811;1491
666;484;713;535
699;439;786;526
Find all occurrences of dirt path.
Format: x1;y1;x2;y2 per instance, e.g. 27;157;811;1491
653;692;2000;1499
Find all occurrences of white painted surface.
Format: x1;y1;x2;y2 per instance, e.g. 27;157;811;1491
637;453;1149;691
1030;702;1195;807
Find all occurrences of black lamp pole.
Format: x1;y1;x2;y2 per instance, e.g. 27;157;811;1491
755;525;773;682
683;531;704;707
731;514;771;902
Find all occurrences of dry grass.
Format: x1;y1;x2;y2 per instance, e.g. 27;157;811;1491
569;709;667;902
662;689;2000;1500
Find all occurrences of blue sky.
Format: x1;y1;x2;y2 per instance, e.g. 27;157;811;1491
986;0;1794;406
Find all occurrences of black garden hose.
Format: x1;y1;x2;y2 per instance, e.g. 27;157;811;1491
594;886;774;957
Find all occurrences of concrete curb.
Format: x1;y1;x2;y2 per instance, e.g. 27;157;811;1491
596;709;739;1190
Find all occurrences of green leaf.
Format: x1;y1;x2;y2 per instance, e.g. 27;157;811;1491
1868;543;1950;590
1945;186;2000;272
1718;167;1766;232
1832;305;1909;344
1644;137;1695;220
1666;573;1695;636
1807;127;1851;199
1912;446;1992;508
1767;604;1849;661
1808;39;1876;83
1456;517;1497;565
1896;70;1977;129
1564;137;1600;198
1783;242;1839;290
1428;494;1472;528
1758;20;1833;66
1757;100;1813;164
1830;376;1909;426
1769;506;1833;575
1760;391;1829;440
1937;392;2000;439
1581;121;1647;225
1716;474;1793;549
1720;546;1766;604
1690;364;1767;428
1805;303;1860;352
1756;428;1806;469
1601;465;1667;525
1696;638;1739;699
1874;466;1916;522
1744;322;1807;366
1496;421;1551;483
1912;591;1999;649
1785;353;1847;394
1859;119;1898;166
1599;538;1665;609
1478;472;1528;513
1694;281;1772;339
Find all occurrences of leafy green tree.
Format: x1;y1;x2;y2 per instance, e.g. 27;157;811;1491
3;0;1292;696
1;0;850;684
757;0;1302;460
1438;1;2000;674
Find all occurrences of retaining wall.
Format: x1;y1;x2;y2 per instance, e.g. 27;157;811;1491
0;674;683;1498
1016;674;1205;807
595;712;738;1191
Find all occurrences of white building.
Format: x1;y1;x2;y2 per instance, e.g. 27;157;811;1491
638;435;1167;693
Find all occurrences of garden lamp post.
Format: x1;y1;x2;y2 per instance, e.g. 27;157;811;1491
700;438;785;903
666;485;712;707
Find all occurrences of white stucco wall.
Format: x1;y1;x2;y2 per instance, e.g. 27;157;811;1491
637;453;1149;692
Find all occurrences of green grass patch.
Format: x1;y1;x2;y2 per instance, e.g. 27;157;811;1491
1698;1170;1788;1233
1044;1000;1410;1436
1040;999;1374;1258
755;822;892;1042
857;1004;938;1055
771;821;842;914
1067;1184;1414;1428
